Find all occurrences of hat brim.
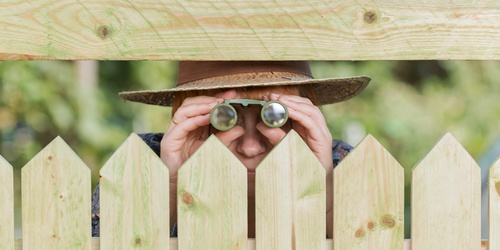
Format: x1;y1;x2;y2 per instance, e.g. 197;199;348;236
119;76;370;106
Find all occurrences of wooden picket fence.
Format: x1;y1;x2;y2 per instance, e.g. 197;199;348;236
0;130;497;249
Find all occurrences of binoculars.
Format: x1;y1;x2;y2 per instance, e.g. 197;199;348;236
210;99;289;131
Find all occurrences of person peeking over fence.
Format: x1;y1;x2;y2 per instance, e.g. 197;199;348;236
91;61;370;238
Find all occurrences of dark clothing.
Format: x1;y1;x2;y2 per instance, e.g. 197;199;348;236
91;133;352;237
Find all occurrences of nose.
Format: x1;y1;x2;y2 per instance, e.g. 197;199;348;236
236;120;267;159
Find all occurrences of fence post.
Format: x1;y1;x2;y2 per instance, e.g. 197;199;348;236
489;157;500;249
100;133;170;249
411;133;480;250
256;130;326;249
177;135;247;250
333;134;404;249
21;137;91;249
0;156;14;249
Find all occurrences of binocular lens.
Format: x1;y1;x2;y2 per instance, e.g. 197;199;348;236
262;101;288;128
210;100;288;131
210;104;237;131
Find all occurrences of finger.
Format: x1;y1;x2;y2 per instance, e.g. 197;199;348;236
166;114;211;137
279;97;329;136
287;106;331;141
173;101;219;122
181;95;223;106
269;93;313;105
214;89;238;99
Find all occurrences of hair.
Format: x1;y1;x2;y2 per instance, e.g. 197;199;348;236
171;86;318;115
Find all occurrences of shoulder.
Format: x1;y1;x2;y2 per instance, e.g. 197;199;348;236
138;133;164;157
332;139;353;168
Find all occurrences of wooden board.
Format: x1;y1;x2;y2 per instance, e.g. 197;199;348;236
0;156;14;250
12;238;491;249
1;0;500;60
255;130;326;249
333;134;404;249
100;133;170;249
489;157;500;249
177;135;247;250
411;133;481;250
21;137;91;249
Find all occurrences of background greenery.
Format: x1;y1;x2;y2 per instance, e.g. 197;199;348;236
1;60;499;237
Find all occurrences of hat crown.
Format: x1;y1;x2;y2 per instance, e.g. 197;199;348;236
177;61;313;86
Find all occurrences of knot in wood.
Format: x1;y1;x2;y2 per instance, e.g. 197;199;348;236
363;11;377;24
367;221;375;230
96;25;111;39
181;193;194;205
495;181;500;196
381;214;396;228
354;228;365;238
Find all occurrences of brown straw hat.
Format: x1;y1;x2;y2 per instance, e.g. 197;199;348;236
119;61;370;106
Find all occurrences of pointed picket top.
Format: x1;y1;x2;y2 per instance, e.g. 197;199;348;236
333;134;404;249
489;156;500;249
0;155;14;249
412;132;480;250
100;133;169;249
177;134;247;250
256;130;326;249
21;136;91;250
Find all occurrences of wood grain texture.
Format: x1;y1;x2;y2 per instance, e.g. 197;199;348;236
12;238;491;249
0;156;14;250
255;130;326;249
489;157;500;250
411;133;481;250
333;134;404;249
177;135;247;250
1;0;500;60
21;137;91;250
100;133;170;249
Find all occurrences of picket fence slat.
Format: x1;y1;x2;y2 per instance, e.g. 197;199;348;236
178;135;247;250
21;137;91;249
256;130;326;249
100;133;170;249
333;134;404;249
489;157;500;249
0;156;14;249
411;133;481;250
1;132;496;249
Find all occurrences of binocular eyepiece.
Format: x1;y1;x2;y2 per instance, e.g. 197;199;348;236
210;99;289;131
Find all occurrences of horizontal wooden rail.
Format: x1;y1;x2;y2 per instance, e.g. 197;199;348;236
12;238;489;250
1;0;500;60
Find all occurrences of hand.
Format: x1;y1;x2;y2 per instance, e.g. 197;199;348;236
267;93;334;171
160;89;238;178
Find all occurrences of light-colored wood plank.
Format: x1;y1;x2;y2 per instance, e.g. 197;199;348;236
1;0;500;60
21;137;91;249
13;238;490;250
333;134;404;249
489;157;500;249
177;135;247;249
256;130;326;249
411;133;481;250
100;133;169;249
0;156;14;250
